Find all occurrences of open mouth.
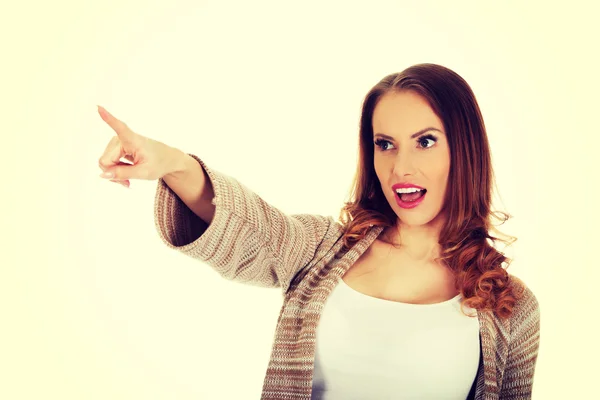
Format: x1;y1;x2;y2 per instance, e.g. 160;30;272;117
396;189;427;203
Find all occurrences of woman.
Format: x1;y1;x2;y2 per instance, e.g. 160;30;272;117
97;63;540;400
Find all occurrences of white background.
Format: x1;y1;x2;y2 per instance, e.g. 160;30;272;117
2;0;598;398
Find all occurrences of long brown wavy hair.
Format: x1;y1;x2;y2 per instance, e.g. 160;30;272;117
337;63;523;320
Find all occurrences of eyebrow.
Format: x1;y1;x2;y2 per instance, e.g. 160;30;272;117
373;127;444;140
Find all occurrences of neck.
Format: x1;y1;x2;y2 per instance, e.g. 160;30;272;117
380;216;446;262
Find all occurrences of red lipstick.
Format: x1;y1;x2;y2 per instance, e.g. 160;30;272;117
391;183;427;209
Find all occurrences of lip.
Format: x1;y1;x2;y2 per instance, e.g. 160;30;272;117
394;190;426;209
392;183;425;190
392;183;427;209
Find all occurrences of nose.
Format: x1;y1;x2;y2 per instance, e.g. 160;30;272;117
391;151;416;177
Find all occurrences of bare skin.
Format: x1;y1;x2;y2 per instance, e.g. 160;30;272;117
95;102;457;304
342;240;458;305
96;105;216;224
342;90;458;304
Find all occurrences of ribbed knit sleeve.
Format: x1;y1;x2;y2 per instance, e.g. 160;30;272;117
500;277;541;399
153;154;339;293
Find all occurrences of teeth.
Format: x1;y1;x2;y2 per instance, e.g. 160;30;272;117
395;188;424;194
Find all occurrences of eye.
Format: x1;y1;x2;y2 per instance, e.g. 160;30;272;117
374;138;393;151
418;134;438;149
374;134;438;152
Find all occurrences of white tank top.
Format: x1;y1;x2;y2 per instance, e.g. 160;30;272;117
311;278;480;400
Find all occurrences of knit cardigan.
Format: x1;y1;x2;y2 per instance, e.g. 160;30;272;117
153;154;541;400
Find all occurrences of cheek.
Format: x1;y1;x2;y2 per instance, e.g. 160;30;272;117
429;154;450;181
373;159;386;181
436;170;450;190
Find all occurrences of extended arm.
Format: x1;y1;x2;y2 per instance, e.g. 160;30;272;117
154;153;339;293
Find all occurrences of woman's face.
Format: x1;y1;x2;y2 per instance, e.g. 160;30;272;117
372;90;451;228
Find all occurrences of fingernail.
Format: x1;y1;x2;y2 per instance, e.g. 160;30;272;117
100;171;114;179
97;106;109;119
114;181;129;188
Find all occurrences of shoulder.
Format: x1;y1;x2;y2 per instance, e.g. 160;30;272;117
506;274;541;335
507;274;539;309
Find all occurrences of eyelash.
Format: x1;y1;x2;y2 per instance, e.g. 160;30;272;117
373;134;438;152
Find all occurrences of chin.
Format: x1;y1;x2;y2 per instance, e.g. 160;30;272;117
394;205;444;228
397;215;435;227
385;192;443;227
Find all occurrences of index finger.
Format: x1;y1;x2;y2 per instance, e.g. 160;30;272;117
97;106;134;140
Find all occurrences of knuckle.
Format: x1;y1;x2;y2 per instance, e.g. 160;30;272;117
108;136;119;146
99;137;122;168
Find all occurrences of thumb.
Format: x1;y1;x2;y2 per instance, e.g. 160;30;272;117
102;161;151;181
97;105;137;143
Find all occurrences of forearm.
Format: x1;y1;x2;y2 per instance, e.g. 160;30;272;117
162;148;216;224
